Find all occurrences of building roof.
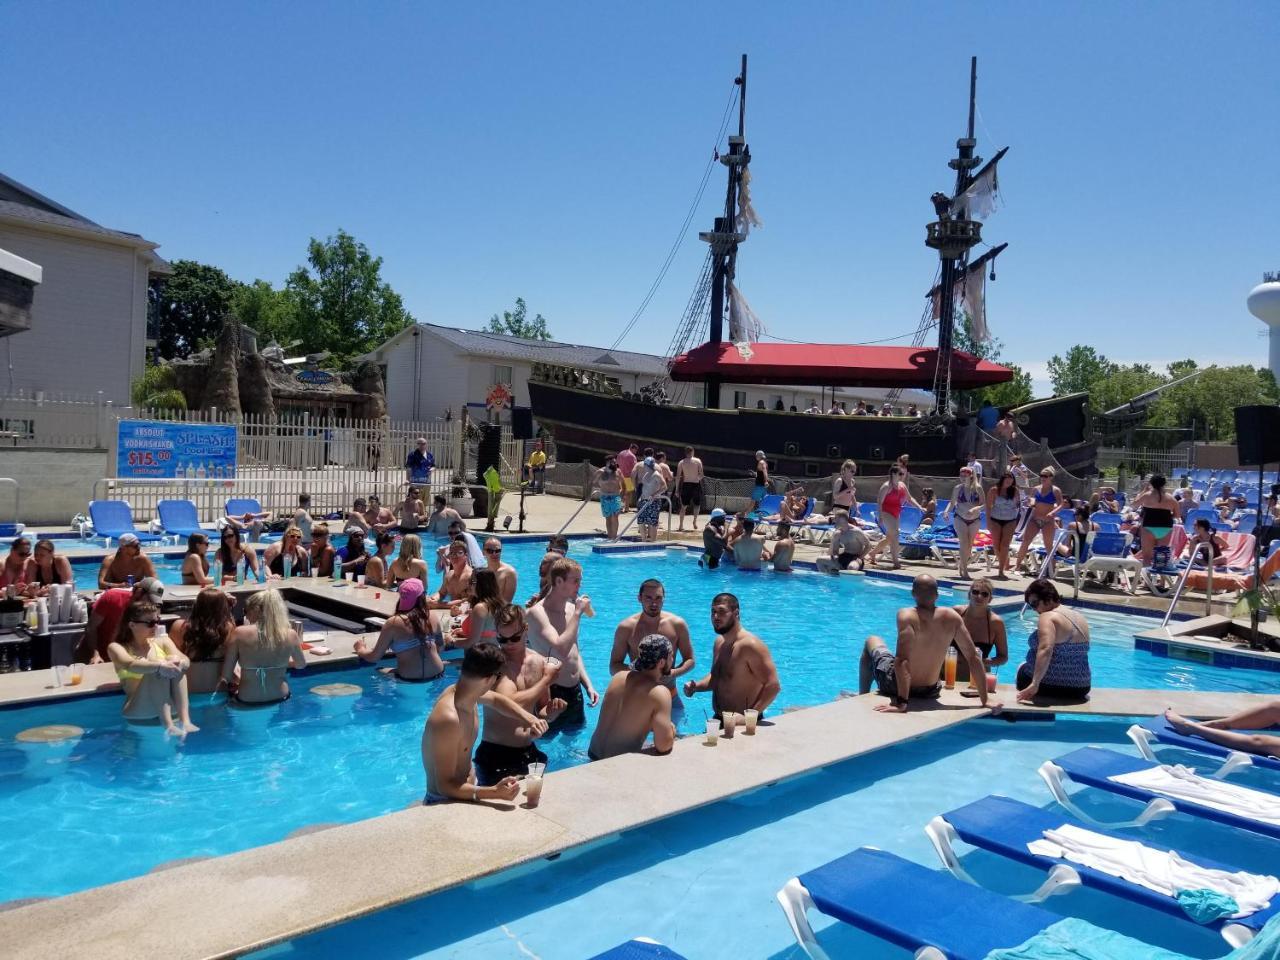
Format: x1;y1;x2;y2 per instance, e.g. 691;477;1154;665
372;322;670;376
670;341;1013;389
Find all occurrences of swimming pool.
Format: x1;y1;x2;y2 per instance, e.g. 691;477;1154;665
253;714;1278;959
0;541;1273;903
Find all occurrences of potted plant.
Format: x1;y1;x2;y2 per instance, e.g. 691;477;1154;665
449;473;474;518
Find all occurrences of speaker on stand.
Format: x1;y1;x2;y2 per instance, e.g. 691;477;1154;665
1232;405;1280;649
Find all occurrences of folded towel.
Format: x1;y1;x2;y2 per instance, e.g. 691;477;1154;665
1111;764;1280;826
1176;888;1240;924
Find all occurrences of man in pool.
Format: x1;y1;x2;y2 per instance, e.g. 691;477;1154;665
526;557;600;730
483;537;518;602
78;576;165;664
859;574;1000;714
609;578;695;707
97;532;158;590
684;593;780;724
731;517;768;571
816;511;870;573
589;634;677;761
425;495;462;537
474;605;566;785
422;642;548;805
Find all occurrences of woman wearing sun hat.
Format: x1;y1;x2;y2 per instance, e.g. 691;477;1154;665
353;578;447;682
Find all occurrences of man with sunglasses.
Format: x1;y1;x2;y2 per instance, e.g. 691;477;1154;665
860;575;1000;714
609;579;695;706
482;537;518;603
97;532;158;590
473;605;566;786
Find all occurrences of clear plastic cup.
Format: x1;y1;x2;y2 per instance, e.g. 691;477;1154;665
53;665;67;687
356;575;367;588
69;664;85;686
524;776;544;808
722;711;737;738
743;709;759;734
704;719;719;745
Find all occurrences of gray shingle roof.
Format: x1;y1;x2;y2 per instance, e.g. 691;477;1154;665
0;199;154;245
421;323;669;375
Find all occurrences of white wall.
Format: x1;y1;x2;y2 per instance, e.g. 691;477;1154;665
0;223;149;403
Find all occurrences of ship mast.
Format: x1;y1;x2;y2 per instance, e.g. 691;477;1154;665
925;56;985;416
699;54;749;410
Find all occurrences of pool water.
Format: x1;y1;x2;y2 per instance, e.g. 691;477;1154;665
0;541;1275;903
254;715;1279;959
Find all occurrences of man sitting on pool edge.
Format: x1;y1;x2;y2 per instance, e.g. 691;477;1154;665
859;574;1001;714
589;634;677;761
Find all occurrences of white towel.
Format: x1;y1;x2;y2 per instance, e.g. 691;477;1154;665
1111;764;1280;826
1028;823;1279;918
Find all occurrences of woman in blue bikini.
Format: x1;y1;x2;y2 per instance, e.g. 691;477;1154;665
943;465;985;579
1014;467;1064;574
354;578;447;682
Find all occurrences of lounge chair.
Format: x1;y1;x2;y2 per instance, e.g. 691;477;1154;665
928;793;1276;947
87;500;165;544
1128;715;1280;777
1040;746;1280;841
587;938;687;959
225;497;266;520
156;499;211;539
776;846;1060;960
1079;531;1144;592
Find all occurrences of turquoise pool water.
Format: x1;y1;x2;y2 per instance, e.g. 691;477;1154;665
253;715;1279;960
0;541;1274;903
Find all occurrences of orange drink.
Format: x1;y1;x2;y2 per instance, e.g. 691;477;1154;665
944;649;958;689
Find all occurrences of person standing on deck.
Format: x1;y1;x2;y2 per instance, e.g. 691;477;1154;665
594;458;625;541
675;446;705;532
405;437;435;487
752;450;769;512
617;443;639;512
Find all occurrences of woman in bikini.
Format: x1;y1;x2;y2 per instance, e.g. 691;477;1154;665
954;577;1008;684
1182;517;1229;567
1014;467;1064;574
389;533;429;588
262;526;310;579
1132;474;1180;566
107;599;198;735
869;465;919;569
943;466;984;579
181;532;213;586
453;568;505;648
1056;501;1098;565
986;469;1022;579
363;531;398;588
831;460;858;515
170;587;235;695
215;525;259;583
353;578;447;682
221;590;306;706
27;538;74;594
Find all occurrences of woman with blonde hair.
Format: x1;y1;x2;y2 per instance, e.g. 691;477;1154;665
943;465;985;579
221;590;306;705
262;526;310;578
831;460;858;514
389;533;429;587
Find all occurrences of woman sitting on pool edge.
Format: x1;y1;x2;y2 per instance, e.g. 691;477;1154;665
353;578;447;682
954;577;1008;685
221;590;307;706
170;587;236;695
181;532;212;586
107;599;199;735
1016;579;1091;703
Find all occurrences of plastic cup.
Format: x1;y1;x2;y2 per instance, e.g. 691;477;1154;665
944;649;958;689
53;665;67;687
722;711;737;738
290;619;304;641
987;672;998;693
356;575;367;588
743;708;759;734
704;719;719;745
524;775;544;808
69;664;84;686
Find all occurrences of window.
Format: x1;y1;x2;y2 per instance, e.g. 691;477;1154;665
733;390;747;409
492;365;513;386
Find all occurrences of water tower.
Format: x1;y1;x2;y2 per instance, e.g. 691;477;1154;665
1248;271;1280;380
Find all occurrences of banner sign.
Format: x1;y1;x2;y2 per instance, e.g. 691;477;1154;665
116;419;238;479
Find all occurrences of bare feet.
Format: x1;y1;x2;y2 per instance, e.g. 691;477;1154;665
1164;707;1194;735
182;720;201;734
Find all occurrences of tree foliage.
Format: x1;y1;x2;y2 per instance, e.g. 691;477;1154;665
147;260;240;359
233;279;298;350
1047;346;1114;397
285;229;413;359
130;364;186;410
487;297;552;340
953;324;1034;410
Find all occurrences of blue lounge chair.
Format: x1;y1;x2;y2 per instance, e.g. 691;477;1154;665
588;939;687;959
776;847;1058;960
156;499;211;539
929;794;1275;946
856;502;878;525
1040;747;1280;841
225;497;265;519
1128;715;1280;777
88;500;165;544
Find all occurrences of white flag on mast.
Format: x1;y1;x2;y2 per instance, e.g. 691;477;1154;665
956;269;990;344
736;168;762;235
728;282;765;359
949;161;1000;221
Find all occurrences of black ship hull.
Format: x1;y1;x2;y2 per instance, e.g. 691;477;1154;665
530;381;1096;479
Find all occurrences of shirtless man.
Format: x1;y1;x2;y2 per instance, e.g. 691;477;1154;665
684;593;780;723
97;533;158;590
397;486;427;533
675;446;705;532
816;511;870;573
594;457;625;540
421;642;547;805
425;495;463;537
435;539;473;603
731;518;768;571
771;526;796;572
473;605;566;785
858;575;1000;714
526;557;599;729
345;498;371;535
589;635;677;760
364;495;397;535
483;537;518;602
609;578;695;707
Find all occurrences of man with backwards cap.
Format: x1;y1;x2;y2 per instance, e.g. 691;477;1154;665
701;508;729;569
79;575;165;664
588;634;677;761
97;532;157;590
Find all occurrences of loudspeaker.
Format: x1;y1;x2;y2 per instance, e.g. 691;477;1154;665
511;407;534;440
1234;405;1280;466
826;443;841;459
783;441;800;456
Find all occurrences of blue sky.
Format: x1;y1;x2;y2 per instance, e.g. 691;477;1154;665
5;3;1276;392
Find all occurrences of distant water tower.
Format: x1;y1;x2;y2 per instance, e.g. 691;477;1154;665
1249;271;1280;380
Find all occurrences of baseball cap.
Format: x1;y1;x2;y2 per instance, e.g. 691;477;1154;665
397;578;424;611
633;634;671;671
117;532;140;547
644;456;655;467
755;450;765;459
709;508;726;519
136;576;164;602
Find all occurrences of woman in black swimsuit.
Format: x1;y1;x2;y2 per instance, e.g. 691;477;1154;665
954;577;1008;684
262;526;310;579
28;539;73;592
986;470;1022;580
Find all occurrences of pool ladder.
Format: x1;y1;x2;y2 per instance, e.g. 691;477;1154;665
1159;542;1215;629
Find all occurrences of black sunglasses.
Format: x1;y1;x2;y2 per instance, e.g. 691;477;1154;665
484;547;502;555
970;590;991;599
132;618;161;627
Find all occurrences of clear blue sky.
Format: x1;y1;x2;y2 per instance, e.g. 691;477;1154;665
6;3;1276;392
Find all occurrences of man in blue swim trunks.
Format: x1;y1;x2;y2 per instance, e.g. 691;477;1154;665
594;456;624;540
422;642;548;805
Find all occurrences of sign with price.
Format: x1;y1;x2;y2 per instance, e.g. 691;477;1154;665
116;420;238;479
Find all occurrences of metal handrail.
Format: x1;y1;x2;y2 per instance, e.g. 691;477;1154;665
556;497;593;536
0;478;18;524
1160;542;1215;629
615;495;674;542
1020;529;1068;618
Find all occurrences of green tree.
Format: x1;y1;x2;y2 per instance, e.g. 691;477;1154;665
952;325;1034;409
487;297;552;340
1150;365;1279;441
1046;345;1114;397
286;229;413;359
234;279;299;349
130;364;187;411
1089;363;1165;415
147;259;241;359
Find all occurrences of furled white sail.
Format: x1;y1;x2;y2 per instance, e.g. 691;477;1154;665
736;168;762;235
949;161;1000;221
728;282;765;359
957;269;990;344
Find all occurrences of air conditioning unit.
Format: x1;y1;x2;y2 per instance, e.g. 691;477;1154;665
826;444;841;459
783;441;800;457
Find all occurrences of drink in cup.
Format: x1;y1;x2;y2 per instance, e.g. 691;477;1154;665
524;775;544;808
987;671;998;693
944;648;958;689
722;711;737;738
704;719;719;745
69;664;84;686
743;708;759;734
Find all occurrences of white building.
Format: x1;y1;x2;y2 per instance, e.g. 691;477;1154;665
0;172;170;403
366;322;932;422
